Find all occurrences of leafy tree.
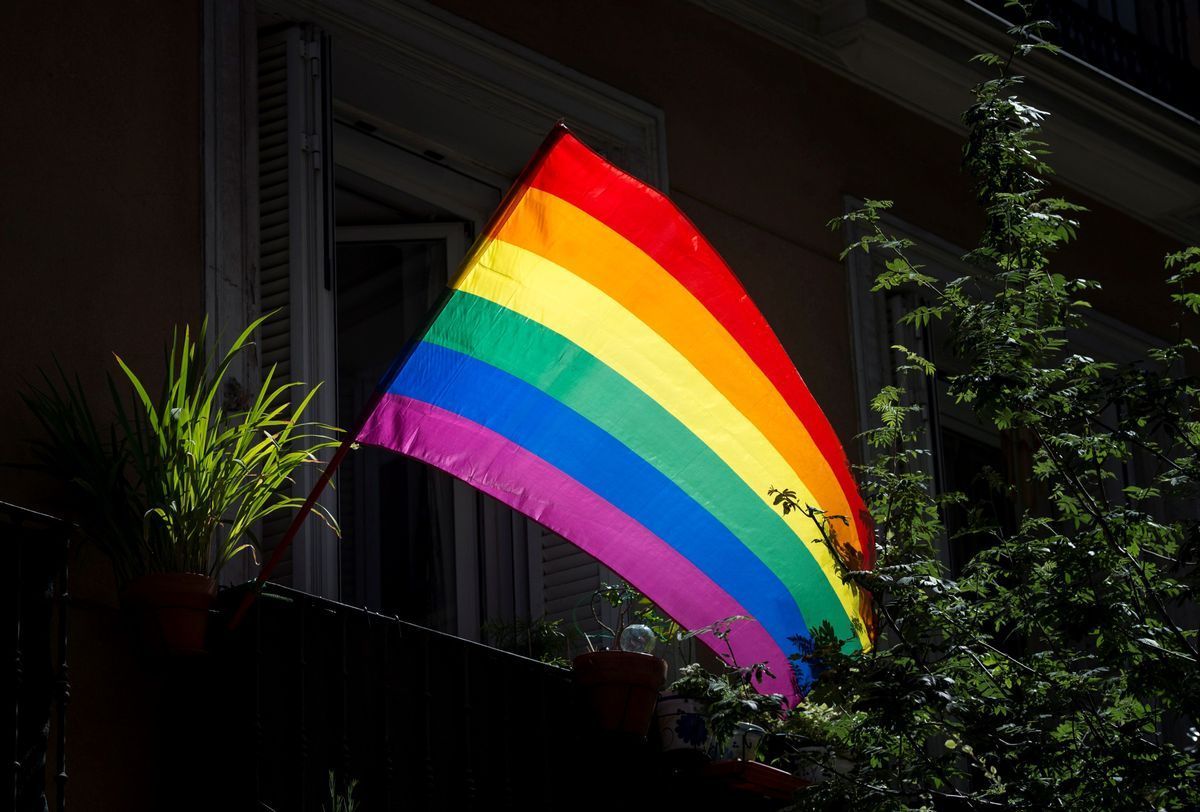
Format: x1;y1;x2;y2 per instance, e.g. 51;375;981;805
780;10;1200;810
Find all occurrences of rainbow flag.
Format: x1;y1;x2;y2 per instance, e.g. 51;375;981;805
357;125;873;700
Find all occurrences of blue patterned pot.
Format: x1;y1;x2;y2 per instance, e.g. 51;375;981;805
655;694;713;753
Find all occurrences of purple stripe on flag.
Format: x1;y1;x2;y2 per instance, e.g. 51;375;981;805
358;393;797;701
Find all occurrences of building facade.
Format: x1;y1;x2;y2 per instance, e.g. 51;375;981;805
3;0;1198;808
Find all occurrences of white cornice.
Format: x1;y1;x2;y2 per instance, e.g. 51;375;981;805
260;0;669;189
690;0;1200;244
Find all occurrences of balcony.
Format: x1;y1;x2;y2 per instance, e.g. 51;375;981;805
3;495;581;811
981;0;1200;117
3;502;69;812
199;587;803;810
207;583;577;811
5;505;804;810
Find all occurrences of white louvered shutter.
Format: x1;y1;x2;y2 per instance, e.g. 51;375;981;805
540;527;622;646
257;24;339;597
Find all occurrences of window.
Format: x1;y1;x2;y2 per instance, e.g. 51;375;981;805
844;200;1164;573
248;0;668;642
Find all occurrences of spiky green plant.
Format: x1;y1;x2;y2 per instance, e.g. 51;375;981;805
22;361;144;585
325;772;359;812
23;315;339;584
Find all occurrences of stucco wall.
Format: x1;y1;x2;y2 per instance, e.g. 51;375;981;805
0;0;204;509
433;0;1184;452
0;2;1190;807
1;3;204;810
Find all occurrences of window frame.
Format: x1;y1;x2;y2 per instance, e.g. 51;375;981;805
843;197;1168;569
207;0;670;631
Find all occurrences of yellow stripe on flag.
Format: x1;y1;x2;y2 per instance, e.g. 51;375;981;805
497;188;858;548
456;237;868;645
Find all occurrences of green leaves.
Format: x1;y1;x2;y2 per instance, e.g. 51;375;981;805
325;772;359;812
1166;247;1200;315
666;661;787;750
21;362;146;586
587;581;680;650
771;9;1200;810
24;316;341;583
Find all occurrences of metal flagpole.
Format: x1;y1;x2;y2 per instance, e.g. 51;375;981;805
226;388;380;630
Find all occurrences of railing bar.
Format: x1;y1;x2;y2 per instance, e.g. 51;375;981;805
298;598;308;812
12;527;22;811
254;586;263;807
422;631;434;809
538;666;551;809
217;584;574;810
380;617;392;810
982;0;1200;116
1172;0;1187;58
1180;0;1190;60
247;583;571;666
340;611;349;779
54;534;69;812
461;644;474;803
500;653;511;807
1166;0;1177;54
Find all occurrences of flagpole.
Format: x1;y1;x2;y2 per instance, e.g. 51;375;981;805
226;388;383;630
227;123;575;630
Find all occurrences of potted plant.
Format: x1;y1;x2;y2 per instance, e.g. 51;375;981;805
481;615;577;668
657;660;783;762
704;663;779;763
23;316;338;654
325;771;360;812
656;662;719;755
572;582;671;739
767;699;858;784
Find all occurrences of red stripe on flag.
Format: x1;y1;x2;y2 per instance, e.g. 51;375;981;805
524;133;873;567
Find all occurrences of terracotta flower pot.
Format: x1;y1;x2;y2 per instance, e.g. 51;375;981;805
123;572;217;655
573;651;667;738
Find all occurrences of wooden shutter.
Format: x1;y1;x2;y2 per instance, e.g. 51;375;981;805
256;23;339;596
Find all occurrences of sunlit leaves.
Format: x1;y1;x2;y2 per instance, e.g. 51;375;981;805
777;9;1200;810
25;315;342;582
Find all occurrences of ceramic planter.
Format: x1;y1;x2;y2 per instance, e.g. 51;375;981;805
788;744;832;784
710;721;767;761
654;694;713;753
123;572;217;655
573;651;668;738
656;696;768;762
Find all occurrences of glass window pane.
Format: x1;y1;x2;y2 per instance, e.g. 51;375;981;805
337;238;459;630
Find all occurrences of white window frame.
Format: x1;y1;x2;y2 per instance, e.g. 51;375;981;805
207;0;669;624
336;221;512;639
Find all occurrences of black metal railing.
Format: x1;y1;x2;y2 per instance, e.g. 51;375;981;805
208;584;577;811
0;540;792;810
978;0;1200;117
2;502;69;812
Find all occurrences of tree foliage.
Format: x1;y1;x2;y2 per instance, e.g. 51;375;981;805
788;12;1200;811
